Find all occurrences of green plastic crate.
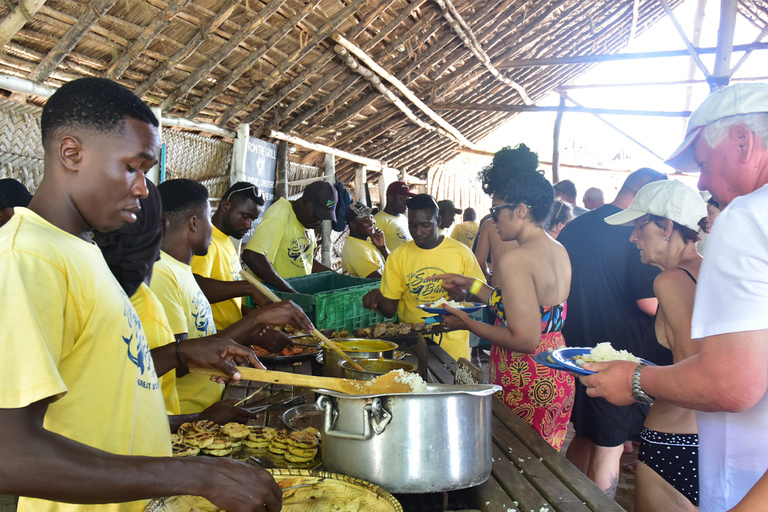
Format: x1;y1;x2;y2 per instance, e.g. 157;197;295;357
271;272;391;332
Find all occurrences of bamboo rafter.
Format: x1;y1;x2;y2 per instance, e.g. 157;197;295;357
433;0;533;105
0;0;48;48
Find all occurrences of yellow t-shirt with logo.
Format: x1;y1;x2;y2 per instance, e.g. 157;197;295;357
341;235;385;278
0;208;170;512
244;197;316;279
131;283;181;416
374;210;411;251
380;237;485;361
451;221;480;248
191;224;243;330
151;251;222;414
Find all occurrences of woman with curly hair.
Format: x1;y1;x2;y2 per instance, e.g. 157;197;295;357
431;144;574;449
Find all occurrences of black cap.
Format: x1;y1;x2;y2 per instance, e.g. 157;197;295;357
437;199;462;215
344;201;372;223
0;179;32;209
303;181;338;222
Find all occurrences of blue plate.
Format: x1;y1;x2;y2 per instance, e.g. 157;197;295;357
533;351;568;371
417;302;486;315
551;347;655;376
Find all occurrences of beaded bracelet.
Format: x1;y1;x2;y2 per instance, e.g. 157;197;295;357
469;278;484;296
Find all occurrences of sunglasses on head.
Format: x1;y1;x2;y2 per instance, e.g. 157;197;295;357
224;183;265;204
490;203;530;222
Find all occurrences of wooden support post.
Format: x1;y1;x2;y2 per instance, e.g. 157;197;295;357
149;107;163;185
552;97;565;184
354;166;367;203
712;0;737;90
658;0;712;80
276;141;289;200
231;124;250;186
321;154;335;268
0;0;48;48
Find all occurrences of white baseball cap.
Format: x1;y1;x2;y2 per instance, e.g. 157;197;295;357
604;180;708;232
665;82;768;172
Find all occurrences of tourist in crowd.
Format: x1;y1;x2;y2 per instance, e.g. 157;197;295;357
152;179;311;414
242;180;337;293
580;82;768;512
0;178;32;227
191;181;271;330
374;180;415;250
437;199;462;237
558;167;667;497
696;194;721;256
0;77;282;512
430;144;574;450
554;179;589;217
341;201;388;278
362;193;484;361
545;198;573;239
604;179;708;512
451;207;479;248
583;186;605;210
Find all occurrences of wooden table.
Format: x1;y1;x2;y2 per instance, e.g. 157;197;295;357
225;339;625;512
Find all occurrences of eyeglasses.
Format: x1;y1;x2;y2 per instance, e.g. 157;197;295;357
224;183;265;205
490;203;530;222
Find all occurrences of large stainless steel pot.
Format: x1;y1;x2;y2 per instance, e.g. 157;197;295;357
317;383;501;493
321;338;397;377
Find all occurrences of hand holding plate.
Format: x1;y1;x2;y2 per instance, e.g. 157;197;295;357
579;360;638;406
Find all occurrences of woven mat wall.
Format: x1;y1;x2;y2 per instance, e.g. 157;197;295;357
0;99;44;192
163;129;232;198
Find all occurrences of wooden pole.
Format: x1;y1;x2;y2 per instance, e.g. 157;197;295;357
354;166;367;203
428;103;691;117
0;0;48;48
730;25;768;78
560;76;768;90
711;0;737;90
657;0;712;80
331;33;478;150
321;154;334;268
552;96;565;184
230;124;249;186
276;141;289;200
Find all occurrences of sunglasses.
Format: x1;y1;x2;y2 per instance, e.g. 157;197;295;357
490;203;530;222
224;183;265;205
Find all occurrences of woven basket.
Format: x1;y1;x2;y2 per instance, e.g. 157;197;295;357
145;468;403;512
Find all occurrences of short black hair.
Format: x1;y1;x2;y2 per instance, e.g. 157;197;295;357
222;181;265;207
463;208;477;222
41;78;158;147
553;180;577;199
620;168;667;195
406;194;438;216
157;179;209;228
478;144;539;196
480;145;553;223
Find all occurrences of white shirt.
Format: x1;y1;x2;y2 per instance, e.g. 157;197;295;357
691;183;768;512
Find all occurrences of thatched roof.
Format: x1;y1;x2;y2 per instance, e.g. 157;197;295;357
4;0;755;182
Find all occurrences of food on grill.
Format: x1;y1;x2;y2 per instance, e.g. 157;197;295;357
249;344;312;358
192;420;219;435
573;342;641;366
201;447;234;457
183;432;215;449
220;422;249;439
268;429;291;455
171;442;199;457
284;430;320;462
244;427;275;449
177;422;194;437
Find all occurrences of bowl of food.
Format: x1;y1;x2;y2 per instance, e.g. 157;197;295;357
321;338;398;378
338;358;418;381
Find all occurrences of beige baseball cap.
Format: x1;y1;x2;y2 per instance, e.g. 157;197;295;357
665;83;768;172
604;180;708;232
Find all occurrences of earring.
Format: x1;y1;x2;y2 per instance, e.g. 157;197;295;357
663;237;667;241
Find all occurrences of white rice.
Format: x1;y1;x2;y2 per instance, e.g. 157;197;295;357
426;297;465;308
575;342;641;365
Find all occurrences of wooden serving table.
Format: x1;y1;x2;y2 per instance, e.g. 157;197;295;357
225;339;625;512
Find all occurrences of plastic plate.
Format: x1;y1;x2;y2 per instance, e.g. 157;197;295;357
417;302;487;315
551;347;655;376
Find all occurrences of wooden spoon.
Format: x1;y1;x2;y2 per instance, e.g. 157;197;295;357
190;366;415;395
240;269;366;372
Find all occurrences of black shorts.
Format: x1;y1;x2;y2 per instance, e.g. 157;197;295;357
570;380;650;447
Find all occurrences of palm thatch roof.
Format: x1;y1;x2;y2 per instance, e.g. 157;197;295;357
4;0;757;183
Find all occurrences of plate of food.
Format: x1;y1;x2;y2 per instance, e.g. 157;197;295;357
551;343;654;376
417;298;487;315
249;343;321;363
238;427;322;470
533;350;569;371
282;403;322;432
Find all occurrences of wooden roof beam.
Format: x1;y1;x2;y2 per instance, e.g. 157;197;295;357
0;0;48;48
105;0;191;80
428;102;690;117
657;0;711;80
331;33;477;150
186;0;322;118
27;0;117;82
161;0;289;111
134;0;239;98
434;0;532;105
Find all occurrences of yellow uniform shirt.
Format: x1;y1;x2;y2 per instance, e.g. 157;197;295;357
191;224;243;330
450;221;479;248
131;283;181;416
374;210;411;251
0;209;169;512
244;197;316;279
151;251;222;414
341;235;385;278
380;237;485;361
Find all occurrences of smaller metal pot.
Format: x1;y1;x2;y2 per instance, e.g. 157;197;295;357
322;338;398;377
339;358;418;381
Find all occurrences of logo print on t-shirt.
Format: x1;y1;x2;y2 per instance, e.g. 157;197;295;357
121;295;159;390
287;237;313;268
191;291;215;336
406;267;446;301
395;226;409;241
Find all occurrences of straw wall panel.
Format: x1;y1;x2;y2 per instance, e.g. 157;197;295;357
162;128;232;198
0;99;44;192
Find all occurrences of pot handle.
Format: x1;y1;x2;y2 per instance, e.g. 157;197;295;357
317;396;391;440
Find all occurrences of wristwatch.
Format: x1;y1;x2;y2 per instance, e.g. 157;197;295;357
632;362;654;405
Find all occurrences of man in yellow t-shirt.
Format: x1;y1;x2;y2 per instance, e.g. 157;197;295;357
341;202;388;278
0;78;282;512
437;199;462;238
363;194;485;361
374;180;415;251
242;180;337;292
191;181;269;330
450;208;480;248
